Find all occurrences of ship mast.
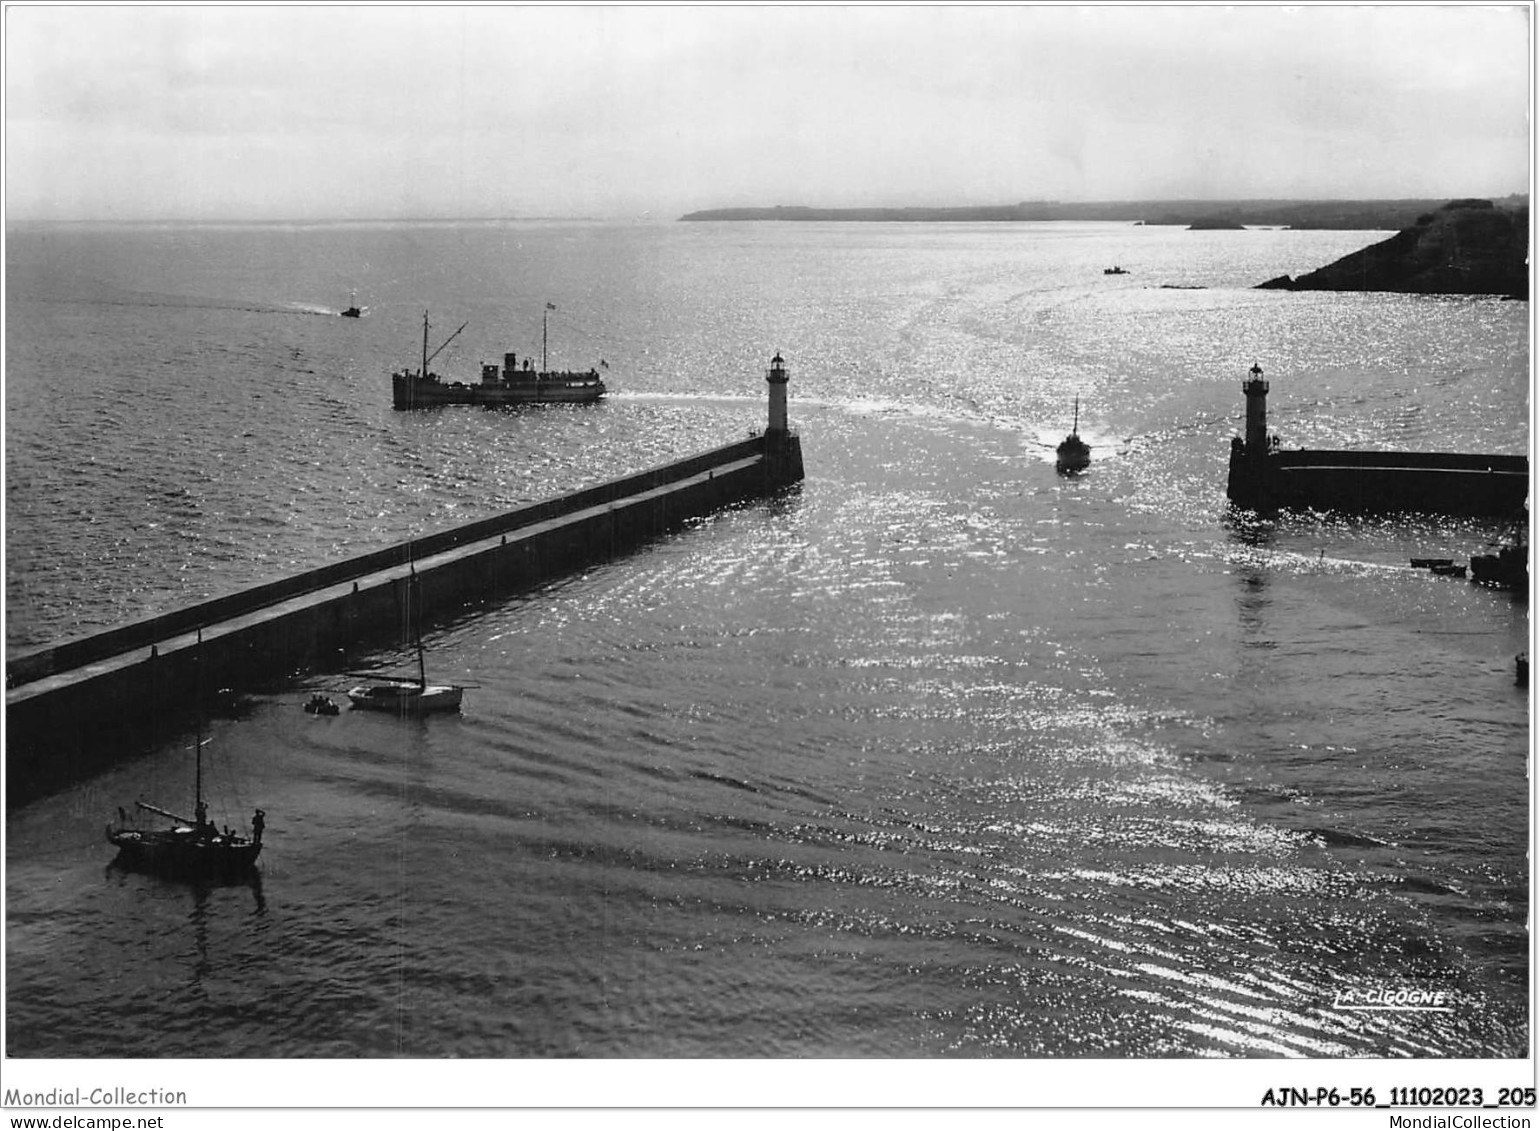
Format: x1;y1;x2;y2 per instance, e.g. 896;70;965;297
194;627;205;826
195;628;202;817
541;302;559;374
411;570;427;690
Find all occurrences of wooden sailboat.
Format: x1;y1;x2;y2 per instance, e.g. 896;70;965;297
106;630;264;877
347;571;465;715
1056;396;1092;473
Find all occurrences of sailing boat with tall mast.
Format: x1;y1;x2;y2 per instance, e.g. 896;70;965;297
1055;396;1092;473
346;570;465;715
107;630;264;877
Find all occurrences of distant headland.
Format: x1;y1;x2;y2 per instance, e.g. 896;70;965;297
1256;198;1529;299
678;197;1528;232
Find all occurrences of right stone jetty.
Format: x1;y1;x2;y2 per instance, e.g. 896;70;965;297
1226;362;1527;516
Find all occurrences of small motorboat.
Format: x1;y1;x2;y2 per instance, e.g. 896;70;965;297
1103;266;1129;275
1410;558;1454;569
1055;397;1091;474
341;291;362;318
1429;562;1467;577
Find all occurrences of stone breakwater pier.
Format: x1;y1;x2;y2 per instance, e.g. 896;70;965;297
1227;363;1528;516
7;355;805;807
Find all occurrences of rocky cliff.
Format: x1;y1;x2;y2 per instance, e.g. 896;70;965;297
1256;199;1528;298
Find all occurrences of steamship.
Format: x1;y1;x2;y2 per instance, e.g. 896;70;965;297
393;309;607;410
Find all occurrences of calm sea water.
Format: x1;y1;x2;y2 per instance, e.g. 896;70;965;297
4;219;1529;1059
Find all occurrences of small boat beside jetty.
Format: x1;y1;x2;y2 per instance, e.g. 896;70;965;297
347;679;463;715
1470;540;1528;592
392;306;606;410
1056;397;1091;473
347;572;466;716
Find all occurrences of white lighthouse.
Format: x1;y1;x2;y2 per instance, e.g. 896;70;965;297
766;352;790;435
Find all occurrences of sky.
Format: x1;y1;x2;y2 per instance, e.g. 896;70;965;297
3;4;1532;222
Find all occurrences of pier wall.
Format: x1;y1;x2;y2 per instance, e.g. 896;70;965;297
1227;443;1528;515
7;433;804;805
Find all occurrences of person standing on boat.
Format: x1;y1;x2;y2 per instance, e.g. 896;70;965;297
252;809;265;845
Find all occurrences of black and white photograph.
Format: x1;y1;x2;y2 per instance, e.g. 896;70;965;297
3;2;1532;1122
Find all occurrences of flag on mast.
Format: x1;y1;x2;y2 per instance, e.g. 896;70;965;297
546;302;557;311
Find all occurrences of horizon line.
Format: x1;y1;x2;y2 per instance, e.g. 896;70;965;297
5;192;1529;228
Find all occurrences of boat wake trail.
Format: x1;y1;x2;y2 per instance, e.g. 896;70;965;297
14;268;352;317
107;294;348;317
